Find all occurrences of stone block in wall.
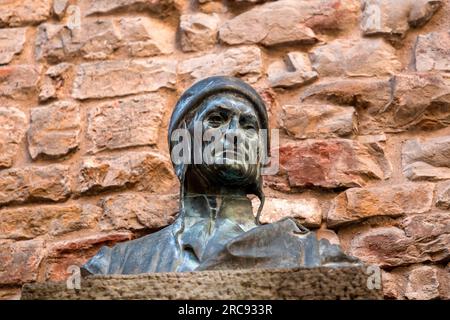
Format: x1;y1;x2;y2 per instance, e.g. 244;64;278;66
0;204;101;240
72;58;176;100
180;13;220;52
99;193;178;231
349;212;449;267
0;107;26;169
0;27;27;65
268;139;391;190
0;164;71;207
39;63;74;102
402;135;450;181
267;52;318;88
414;31;450;72
327;183;434;228
82;0;176;16
383;265;449;300
0;240;45;285
28;101;81;160
253;197;322;228
44;232;133;281
0;65;40;101
76;151;177;195
178;46;262;87
0;0;51;27
219;0;359;46
360;0;442;38
280;104;356;139
86;94;165;154
36;17;174;63
310;38;401;77
436;180;450;210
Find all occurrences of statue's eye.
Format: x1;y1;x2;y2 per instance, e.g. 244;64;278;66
239;115;257;130
207;113;226;127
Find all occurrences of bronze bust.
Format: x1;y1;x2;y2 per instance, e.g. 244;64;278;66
83;76;360;275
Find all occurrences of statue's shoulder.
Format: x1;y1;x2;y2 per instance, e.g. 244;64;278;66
82;222;181;275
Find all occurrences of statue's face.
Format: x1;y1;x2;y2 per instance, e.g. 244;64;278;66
189;92;261;186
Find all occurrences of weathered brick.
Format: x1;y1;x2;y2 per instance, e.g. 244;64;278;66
180;13;220;52
310;38;401;77
0;65;40;101
45;232;133;281
281;104;356;139
327;183;434;228
72;58;176;100
402;135;450;181
178;46;262;87
349;213;449;267
360;0;442;38
0;204;101;240
39;63;74;102
415;31;450;72
0;165;71;206
99;193;178;231
0;0;51;27
254;197;322;228
267;52;317;88
76;151;177;195
219;0;359;46
269;139;391;190
0;240;45;285
0;107;26;169
0;27;27;65
86;94;165;154
28;101;81;160
83;0;176;16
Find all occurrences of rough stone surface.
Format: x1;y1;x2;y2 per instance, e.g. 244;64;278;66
349;213;449;267
281;104;356;139
0;27;27;65
267;52;318;88
76;151;177;195
327;183;434;228
83;0;176;16
86;94;165;153
39;63;74;102
0;107;27;169
360;0;442;38
0;0;51;27
415;31;450;72
44;232;133;281
436;180;450;209
402;135;450;181
36;17;174;62
0;204;100;240
180;13;220;52
178;46;262;86
219;0;359;46
0;240;45;285
0;65;40;101
99;193;178;231
0;165;71;206
21;266;383;300
311;38;401;77
73;58;177;100
28;101;81;160
254;197;322;227
270;139;391;190
404;265;442;300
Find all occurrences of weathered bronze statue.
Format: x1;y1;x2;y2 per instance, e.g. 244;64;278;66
83;76;360;275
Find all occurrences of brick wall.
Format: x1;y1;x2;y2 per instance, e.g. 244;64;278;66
0;0;449;300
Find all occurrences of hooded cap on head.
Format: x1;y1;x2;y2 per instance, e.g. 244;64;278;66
168;76;269;159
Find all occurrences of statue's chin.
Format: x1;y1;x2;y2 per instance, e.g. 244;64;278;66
197;162;257;186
